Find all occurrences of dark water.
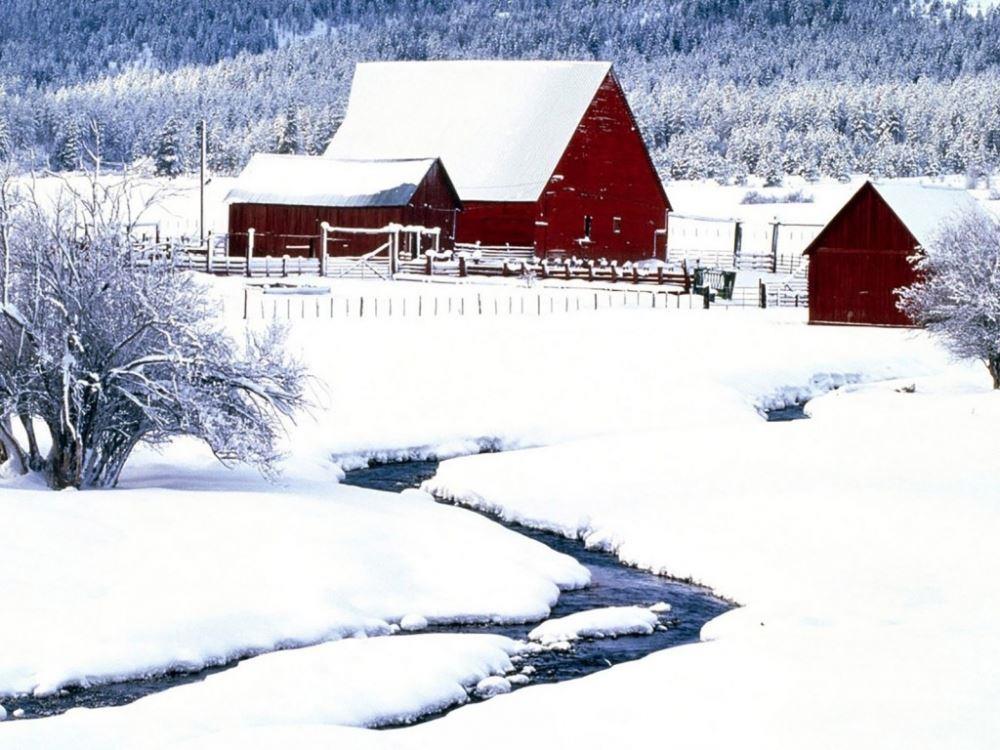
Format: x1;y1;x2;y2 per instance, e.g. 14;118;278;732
765;402;809;421
345;461;732;690
8;459;731;723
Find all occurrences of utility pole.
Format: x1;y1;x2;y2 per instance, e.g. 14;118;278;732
199;119;207;247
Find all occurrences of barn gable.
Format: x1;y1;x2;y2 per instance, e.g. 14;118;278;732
536;72;671;260
324;60;613;203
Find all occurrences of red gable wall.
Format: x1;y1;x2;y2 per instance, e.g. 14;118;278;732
806;183;919;327
535;73;670;262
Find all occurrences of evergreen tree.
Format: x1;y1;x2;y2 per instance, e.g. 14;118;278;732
154;117;184;177
52;118;82;172
275;104;300;155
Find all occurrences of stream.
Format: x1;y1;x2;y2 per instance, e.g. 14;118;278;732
343;460;733;702
10;459;732;723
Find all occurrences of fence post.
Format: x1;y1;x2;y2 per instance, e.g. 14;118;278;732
732;220;743;267
770;219;780;273
320;222;329;277
759;280;768;309
459;256;468;277
282;255;289;278
703;288;711;309
242;288;248;320
246;228;255;278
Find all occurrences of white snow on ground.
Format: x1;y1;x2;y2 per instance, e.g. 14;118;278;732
2;260;996;748
528;606;659;645
0;479;586;697
1;634;521;749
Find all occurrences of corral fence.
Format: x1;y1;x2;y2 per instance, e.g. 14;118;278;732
242;284;767;321
666;212;821;275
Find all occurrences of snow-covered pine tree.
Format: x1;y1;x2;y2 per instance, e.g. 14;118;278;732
898;210;1000;389
52;117;82;172
154;117;184;177
0;117;11;163
275;104;300;155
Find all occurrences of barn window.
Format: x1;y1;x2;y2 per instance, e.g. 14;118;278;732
583;215;593;239
612;217;622;234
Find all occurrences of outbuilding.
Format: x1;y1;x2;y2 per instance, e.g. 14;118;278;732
226;154;461;258
804;181;985;327
324;60;671;262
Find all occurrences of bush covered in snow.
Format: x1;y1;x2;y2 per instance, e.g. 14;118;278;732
0;171;307;487
740;189;815;205
898;210;1000;389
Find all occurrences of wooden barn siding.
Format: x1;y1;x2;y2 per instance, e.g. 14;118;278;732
807;184;918;327
456;201;537;247
227;163;460;258
535;73;669;262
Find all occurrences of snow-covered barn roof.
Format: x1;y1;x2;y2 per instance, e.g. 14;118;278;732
226;154;441;207
871;182;986;248
324;60;613;202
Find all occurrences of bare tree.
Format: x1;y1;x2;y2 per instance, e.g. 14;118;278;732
898;209;1000;389
0;169;307;488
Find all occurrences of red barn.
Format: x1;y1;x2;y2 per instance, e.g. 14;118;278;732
325;61;671;262
226;155;461;257
804;181;985;327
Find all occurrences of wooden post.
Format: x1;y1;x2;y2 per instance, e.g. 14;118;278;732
703;288;711;309
242;288;248;320
198;119;207;246
759;280;768;309
459;256;468;277
245;228;255;278
770;219;780;273
320;222;330;277
732;220;743;267
477;293;482;315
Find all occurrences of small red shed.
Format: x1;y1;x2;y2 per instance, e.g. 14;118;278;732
325;61;671;262
804;181;985;327
226;155;461;257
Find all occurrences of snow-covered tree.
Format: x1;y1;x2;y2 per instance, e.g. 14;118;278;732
897;210;1000;389
52;117;82;172
0;173;308;487
154;117;184;177
275;104;300;155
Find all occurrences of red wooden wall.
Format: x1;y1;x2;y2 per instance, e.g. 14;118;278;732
536;73;670;262
806;183;918;327
456;201;536;247
228;161;459;257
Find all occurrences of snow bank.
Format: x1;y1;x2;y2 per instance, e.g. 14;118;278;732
528;606;659;645
411;365;1000;749
0;481;586;697
2;634;521;749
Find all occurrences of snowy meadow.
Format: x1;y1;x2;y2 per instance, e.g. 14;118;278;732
2;264;997;747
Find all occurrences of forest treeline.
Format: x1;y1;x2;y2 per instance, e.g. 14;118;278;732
0;0;998;182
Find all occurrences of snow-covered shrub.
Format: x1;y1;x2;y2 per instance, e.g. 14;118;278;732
898;210;1000;389
740;189;814;205
0;173;307;487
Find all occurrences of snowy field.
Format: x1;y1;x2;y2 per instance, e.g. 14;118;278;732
3;176;999;748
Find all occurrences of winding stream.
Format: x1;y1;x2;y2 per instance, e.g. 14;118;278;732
10;458;732;723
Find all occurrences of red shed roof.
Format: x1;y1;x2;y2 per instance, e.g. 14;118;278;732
226;154;459;208
805;181;985;255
